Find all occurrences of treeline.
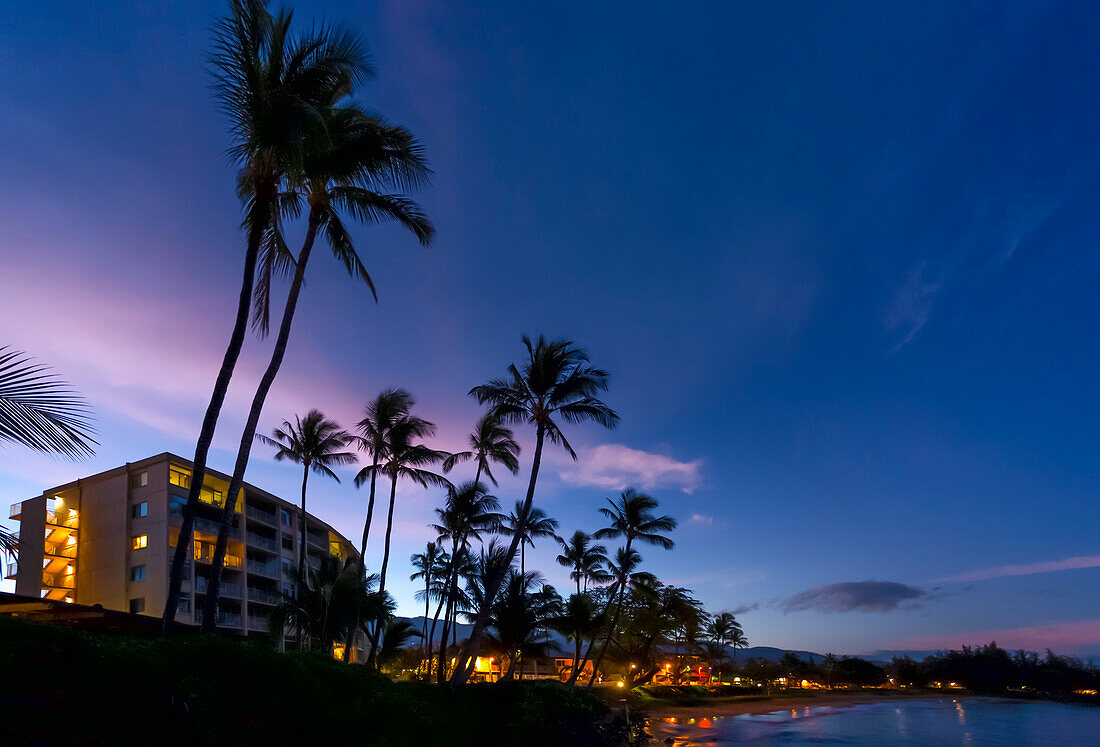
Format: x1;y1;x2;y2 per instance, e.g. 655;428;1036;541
892;643;1100;695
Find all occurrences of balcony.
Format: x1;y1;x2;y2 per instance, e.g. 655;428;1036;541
246;532;277;553
42;571;76;589
247;559;278;579
45;511;79;529
9;502;21;520
195;578;241;598
247;614;270;632
246;586;280;605
5;561;17;579
195;611;242;628
245;505;277;526
45;542;78;559
194;516;241;539
193;545;242;569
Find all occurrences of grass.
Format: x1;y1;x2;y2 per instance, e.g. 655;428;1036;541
0;619;629;746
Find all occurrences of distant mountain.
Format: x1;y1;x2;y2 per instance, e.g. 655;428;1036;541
733;646;826;663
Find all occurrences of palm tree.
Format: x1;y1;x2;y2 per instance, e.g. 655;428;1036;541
410;542;447;661
375;618;422;669
353;389;414;575
256;410;355;593
430;482;502;682
551;593;602;686
728;627;749;666
0;347;96;458
488;571;561;681
163;0;370;630
201;96;434;630
441;414;520;486
500;501;558;574
584;546;641;687
555;531;610;595
453;335;618;685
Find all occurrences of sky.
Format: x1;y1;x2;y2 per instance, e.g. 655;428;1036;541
1;0;1099;658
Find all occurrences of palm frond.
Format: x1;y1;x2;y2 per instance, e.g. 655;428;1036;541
0;348;96;459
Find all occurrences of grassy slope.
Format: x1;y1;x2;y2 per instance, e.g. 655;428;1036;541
0;620;627;746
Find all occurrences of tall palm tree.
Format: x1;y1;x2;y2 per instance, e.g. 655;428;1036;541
488;571;561;681
256;410;355;593
164;0;372;630
583;547;641;687
555;531;610;595
441;414;520;487
430;482;501;683
202;101;434;630
500;501;558;574
587;490;677;687
353;389;414;576
452;335;618;685
409;541;446;655
728;627;749;666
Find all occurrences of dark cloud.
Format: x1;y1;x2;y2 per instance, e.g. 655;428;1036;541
728;603;759;615
781;581;926;614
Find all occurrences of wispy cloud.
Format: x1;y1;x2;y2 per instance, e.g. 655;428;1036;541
884;262;942;351
936;555;1100;584
557;444;702;494
781;581;927;614
889;619;1100;656
689;513;714;525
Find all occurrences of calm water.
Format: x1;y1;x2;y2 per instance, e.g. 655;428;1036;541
648;698;1100;746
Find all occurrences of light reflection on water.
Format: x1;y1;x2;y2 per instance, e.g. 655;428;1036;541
648;698;1100;746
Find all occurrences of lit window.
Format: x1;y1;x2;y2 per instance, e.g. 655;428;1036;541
129;598;145;614
200;487;223;506
132;502;148;519
132;534;148;550
130;471;148;489
169;466;191;489
130;565;146;582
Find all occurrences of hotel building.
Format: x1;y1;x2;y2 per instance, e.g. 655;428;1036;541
5;452;358;635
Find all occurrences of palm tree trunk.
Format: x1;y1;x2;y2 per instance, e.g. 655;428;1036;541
586;540;632;689
201;210;320;631
449;423;545;686
427;591;444;677
298;464;310;601
162;202;267;632
366;474;400;667
358;459;379;577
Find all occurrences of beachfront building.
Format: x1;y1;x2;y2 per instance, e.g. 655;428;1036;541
5;452;358;636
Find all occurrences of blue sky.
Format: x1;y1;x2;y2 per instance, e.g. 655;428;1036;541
2;0;1099;657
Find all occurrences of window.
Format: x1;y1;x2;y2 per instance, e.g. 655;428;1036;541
169;495;186;515
132;502;148;518
131;534;148;550
130;471;148;489
281;535;294;551
177;597;191;613
130;565;146;582
200;486;223;507
280;510;292;527
129;598;145;614
169;466;191;489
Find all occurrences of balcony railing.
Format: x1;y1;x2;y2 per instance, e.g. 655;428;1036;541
42;572;76;589
246;532;277;552
193;546;243;568
195;611;242;628
45;511;79;529
247;560;278;578
194;516;241;539
245;505;277;526
9;502;21;519
247;614;270;632
246;587;280;605
195;578;241;598
44;543;78;559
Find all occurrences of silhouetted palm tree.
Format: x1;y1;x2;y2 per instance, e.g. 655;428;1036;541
164;0;370;630
555;531;610;595
454;335;618;684
0;347;96;459
202;97;433;630
551;592;602;686
256;410;355;593
488;570;562;681
441;414;520;487
585;547;641;687
411;543;448;675
588;490;676;687
501;501;558;574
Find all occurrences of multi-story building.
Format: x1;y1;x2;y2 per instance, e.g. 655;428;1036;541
5;452;358;636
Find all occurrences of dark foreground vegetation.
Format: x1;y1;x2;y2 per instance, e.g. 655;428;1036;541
0;620;630;746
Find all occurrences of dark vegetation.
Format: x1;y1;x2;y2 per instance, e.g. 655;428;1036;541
0;619;630;746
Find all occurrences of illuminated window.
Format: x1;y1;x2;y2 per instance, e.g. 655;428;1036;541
130;565;146;582
130;471;148;489
129;598;145;614
132;534;148;550
200;486;223;507
132;502;148;518
169;466;191;489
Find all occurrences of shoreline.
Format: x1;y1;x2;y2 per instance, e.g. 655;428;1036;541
638;690;934;720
